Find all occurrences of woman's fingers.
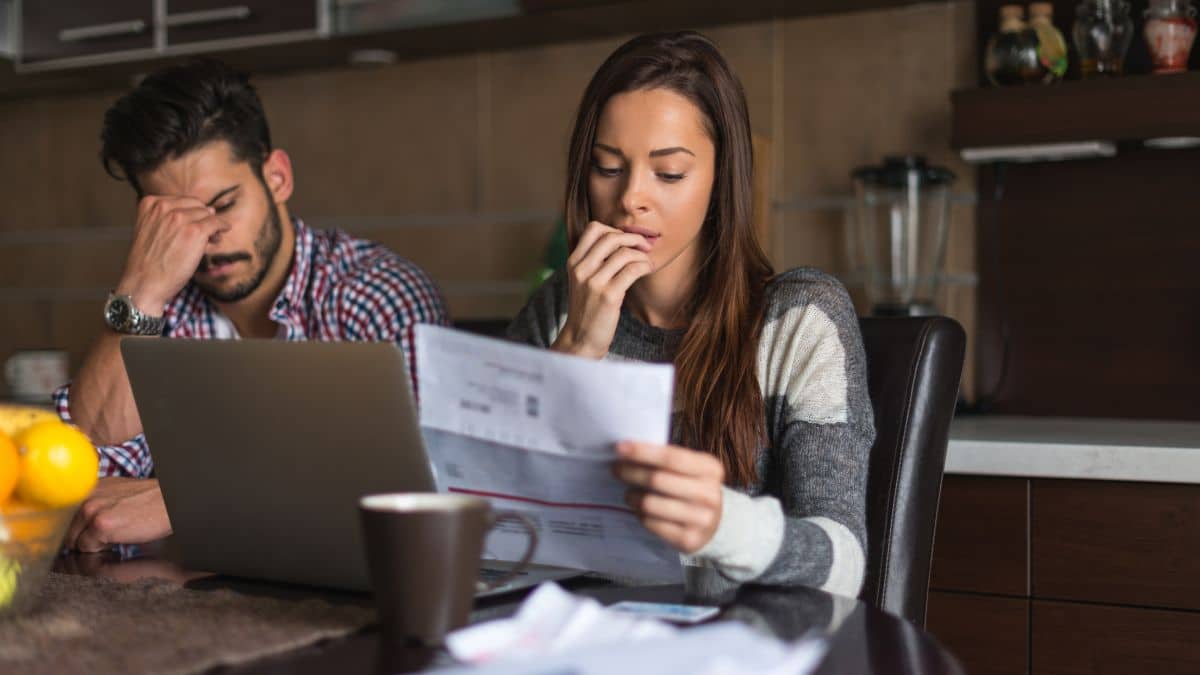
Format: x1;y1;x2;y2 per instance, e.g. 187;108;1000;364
568;220;641;268
613;461;721;509
566;221;615;267
553;221;655;360
638;516;712;554
571;231;651;284
588;246;652;290
625;489;716;528
569;221;653;265
612;443;726;554
616;441;725;481
609;258;654;295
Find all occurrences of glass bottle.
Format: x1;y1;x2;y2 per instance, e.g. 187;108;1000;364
1073;0;1134;77
985;5;1044;85
1029;2;1069;81
1145;0;1197;73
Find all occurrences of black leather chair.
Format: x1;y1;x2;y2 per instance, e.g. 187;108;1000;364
857;316;966;627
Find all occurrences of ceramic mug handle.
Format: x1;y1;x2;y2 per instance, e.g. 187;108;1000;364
478;510;539;591
3;354;17;385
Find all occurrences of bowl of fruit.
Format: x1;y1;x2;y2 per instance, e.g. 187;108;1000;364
0;404;99;618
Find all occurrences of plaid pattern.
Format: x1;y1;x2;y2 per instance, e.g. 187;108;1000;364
53;219;449;478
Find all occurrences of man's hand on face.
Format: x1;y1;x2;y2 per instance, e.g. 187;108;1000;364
63;477;172;553
115;195;231;314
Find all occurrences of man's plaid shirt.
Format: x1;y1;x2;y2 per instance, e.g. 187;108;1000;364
53;219;449;478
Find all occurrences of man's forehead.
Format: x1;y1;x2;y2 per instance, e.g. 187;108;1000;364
139;141;248;198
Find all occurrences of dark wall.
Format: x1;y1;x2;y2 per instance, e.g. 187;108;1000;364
970;0;1200;418
975;148;1200;418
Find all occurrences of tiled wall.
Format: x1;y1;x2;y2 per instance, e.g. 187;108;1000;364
0;1;979;397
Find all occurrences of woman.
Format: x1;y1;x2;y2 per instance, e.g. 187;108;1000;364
508;31;874;596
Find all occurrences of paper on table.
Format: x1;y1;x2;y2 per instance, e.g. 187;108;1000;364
415;325;683;583
439;583;828;675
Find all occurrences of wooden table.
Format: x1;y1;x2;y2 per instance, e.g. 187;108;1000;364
55;546;963;674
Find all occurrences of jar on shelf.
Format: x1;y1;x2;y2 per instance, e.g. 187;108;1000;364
985;5;1043;85
1073;0;1134;77
1145;0;1197;73
1029;2;1069;81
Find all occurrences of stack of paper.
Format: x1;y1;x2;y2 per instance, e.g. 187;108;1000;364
436;583;828;675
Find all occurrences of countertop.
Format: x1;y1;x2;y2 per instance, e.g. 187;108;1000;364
946;416;1200;483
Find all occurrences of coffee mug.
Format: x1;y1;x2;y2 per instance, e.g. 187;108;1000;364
358;493;538;646
4;351;68;401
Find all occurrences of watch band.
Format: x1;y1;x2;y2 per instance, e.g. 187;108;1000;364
105;294;166;336
131;306;166;335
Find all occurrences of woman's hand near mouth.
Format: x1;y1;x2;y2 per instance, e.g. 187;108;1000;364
553;220;654;359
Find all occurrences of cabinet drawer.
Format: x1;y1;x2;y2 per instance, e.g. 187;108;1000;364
930;476;1029;596
165;0;319;46
1033;479;1200;610
21;1;154;65
1032;600;1200;674
927;591;1028;675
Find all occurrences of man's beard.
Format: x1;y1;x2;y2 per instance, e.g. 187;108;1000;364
195;202;284;304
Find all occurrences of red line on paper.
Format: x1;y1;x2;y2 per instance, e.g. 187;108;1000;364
448;487;634;515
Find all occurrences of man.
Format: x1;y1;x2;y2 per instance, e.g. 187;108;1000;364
56;59;448;552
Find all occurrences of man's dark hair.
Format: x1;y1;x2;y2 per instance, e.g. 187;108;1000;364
100;58;272;195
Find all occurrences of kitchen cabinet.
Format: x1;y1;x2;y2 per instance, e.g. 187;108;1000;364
929;476;1028;596
164;1;320;48
17;0;323;71
1033;479;1200;612
4;0;942;89
928;471;1200;674
1032;601;1200;674
926;591;1029;675
20;1;154;66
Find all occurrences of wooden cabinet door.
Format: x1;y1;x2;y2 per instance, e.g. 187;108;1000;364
927;591;1029;675
20;0;154;65
930;476;1030;596
1033;600;1200;674
1033;479;1200;611
164;0;319;46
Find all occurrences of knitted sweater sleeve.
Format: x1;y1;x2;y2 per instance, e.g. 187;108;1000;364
505;272;566;348
693;269;875;596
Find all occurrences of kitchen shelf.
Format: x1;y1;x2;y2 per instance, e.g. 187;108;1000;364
0;0;929;100
951;71;1200;150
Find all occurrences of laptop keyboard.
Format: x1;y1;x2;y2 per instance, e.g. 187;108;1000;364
478;567;529;582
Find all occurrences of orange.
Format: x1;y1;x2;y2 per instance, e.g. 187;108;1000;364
0;500;54;548
0;405;60;438
14;421;98;508
0;432;17;504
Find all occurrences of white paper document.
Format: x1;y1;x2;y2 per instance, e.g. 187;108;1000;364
440;583;829;675
415;324;683;583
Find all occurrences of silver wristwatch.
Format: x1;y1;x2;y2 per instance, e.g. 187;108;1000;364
103;294;165;336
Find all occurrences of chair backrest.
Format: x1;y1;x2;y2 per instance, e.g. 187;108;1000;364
857;316;966;626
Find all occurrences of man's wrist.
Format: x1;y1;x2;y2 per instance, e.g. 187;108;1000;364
113;281;168;316
105;287;168;336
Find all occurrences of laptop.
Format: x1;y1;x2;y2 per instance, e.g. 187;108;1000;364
120;338;579;596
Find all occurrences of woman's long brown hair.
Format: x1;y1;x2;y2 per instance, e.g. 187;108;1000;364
563;31;774;486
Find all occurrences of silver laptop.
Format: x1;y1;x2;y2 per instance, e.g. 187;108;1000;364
121;338;578;596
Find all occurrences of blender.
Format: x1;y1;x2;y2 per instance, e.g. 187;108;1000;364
850;155;955;317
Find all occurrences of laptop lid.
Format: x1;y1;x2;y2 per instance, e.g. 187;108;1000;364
121;338;434;591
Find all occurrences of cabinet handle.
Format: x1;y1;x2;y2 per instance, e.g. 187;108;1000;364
58;20;148;43
165;6;253;28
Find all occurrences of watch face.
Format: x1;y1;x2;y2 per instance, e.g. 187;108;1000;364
106;298;130;329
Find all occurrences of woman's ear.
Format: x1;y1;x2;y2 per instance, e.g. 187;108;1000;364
260;149;294;205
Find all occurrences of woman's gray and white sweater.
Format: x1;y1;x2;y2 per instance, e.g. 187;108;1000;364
506;267;875;597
